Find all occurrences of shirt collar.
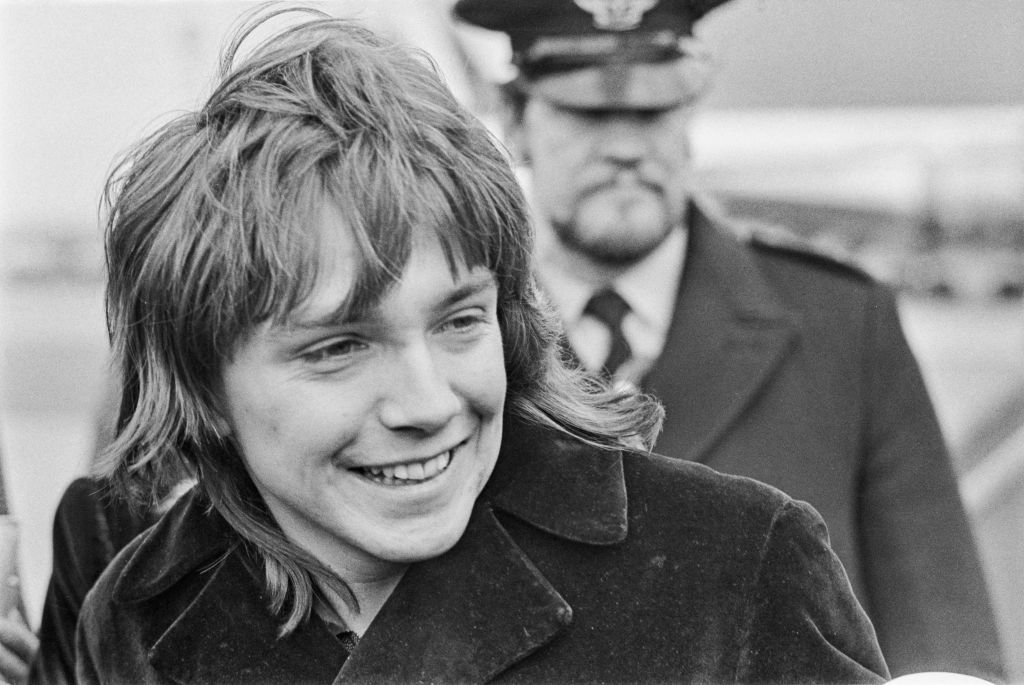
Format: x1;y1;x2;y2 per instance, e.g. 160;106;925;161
535;224;686;348
612;227;685;338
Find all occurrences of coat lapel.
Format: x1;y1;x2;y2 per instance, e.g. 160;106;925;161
646;207;800;463
337;507;572;683
123;493;346;683
339;423;623;683
149;551;348;684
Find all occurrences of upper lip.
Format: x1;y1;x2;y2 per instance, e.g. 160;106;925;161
580;173;663;197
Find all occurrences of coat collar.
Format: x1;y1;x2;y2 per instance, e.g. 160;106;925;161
645;203;801;463
111;421;626;683
486;419;627;545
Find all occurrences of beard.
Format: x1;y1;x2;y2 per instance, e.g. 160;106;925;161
552;177;680;267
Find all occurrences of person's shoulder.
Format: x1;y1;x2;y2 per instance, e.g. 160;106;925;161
622;449;805;530
705;212;899;315
56;476;106;514
619;450;833;587
76;496;189;685
87;485;225;605
54;476;158;555
741;221;874;285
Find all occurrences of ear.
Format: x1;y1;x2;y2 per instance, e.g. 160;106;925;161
496;84;531;166
504;114;531;166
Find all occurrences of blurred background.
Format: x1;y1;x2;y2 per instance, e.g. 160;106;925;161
1;0;1022;677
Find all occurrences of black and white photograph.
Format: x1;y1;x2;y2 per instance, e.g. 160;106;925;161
0;1;1021;682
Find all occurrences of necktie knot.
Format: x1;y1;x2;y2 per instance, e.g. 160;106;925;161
583;289;632;377
584;288;630;329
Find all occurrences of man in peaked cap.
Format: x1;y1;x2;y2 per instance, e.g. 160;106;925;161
453;0;1005;679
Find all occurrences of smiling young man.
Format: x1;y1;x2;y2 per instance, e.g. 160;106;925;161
453;0;1004;680
218;224;507;635
70;8;890;683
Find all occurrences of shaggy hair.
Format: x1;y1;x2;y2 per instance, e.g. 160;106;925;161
100;6;662;635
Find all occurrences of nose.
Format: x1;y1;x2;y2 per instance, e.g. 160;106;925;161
596;115;650;169
377;344;461;433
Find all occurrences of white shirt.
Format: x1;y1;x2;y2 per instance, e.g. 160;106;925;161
535;226;687;385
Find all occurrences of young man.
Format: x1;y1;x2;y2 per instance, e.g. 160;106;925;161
68;7;888;683
452;0;1004;679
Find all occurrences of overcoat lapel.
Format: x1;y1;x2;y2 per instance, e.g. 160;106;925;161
340;424;622;683
645;207;800;463
128;496;347;683
337;507;572;683
149;551;348;684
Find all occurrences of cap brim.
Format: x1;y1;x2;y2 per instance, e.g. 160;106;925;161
527;59;710;110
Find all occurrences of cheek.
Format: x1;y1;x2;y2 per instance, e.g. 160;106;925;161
525;114;585;165
654;121;692;167
232;398;284;443
536;132;586;170
463;335;508;417
225;382;327;463
224;395;287;476
222;377;270;442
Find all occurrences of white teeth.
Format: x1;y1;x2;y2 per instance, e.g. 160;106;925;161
359;449;453;485
423;456;440;478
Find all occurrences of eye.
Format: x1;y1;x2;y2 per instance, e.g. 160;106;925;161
633;108;666;122
577;107;615;122
439;311;487;335
578;108;665;124
300;337;367;365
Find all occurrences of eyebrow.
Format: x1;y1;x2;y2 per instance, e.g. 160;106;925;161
282;270;497;333
436;272;498;311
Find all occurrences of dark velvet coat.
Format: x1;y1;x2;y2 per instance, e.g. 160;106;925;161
76;422;888;684
29;478;156;685
642;207;1003;678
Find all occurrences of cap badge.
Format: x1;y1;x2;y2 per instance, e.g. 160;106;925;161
573;0;659;31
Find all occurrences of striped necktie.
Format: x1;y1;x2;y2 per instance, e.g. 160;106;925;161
583;288;632;378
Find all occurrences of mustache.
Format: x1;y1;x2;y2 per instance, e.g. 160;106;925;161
576;169;665;199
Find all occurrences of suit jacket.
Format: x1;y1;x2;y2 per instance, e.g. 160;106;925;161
76;422;888;684
643;207;1003;678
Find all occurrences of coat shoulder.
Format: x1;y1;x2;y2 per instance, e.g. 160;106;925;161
628;448;790;500
622;449;810;537
743;222;874;286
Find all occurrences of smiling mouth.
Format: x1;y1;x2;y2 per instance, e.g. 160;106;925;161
353;448;455;486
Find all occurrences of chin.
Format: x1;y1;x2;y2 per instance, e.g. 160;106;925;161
571;211;671;260
377;534;464;564
375;509;475;563
576;235;663;266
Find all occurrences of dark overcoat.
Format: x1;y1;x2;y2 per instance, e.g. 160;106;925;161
645;206;1003;678
76;422;888;684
